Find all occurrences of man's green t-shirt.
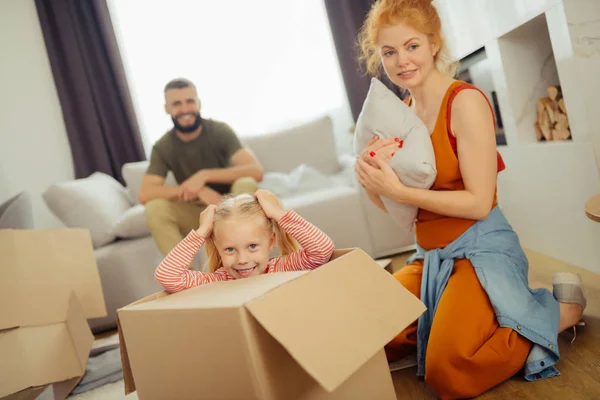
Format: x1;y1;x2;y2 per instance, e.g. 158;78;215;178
146;119;242;194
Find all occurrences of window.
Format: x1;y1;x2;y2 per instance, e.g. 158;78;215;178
108;0;352;154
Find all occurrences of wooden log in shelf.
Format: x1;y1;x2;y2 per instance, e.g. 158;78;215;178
534;85;571;142
558;98;567;114
547;85;561;102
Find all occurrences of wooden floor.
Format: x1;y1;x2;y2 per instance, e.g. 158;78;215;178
386;249;600;399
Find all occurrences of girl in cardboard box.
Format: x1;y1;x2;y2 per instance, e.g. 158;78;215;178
155;189;335;292
354;0;587;399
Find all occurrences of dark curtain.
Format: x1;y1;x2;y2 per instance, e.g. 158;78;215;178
35;0;146;184
324;0;407;122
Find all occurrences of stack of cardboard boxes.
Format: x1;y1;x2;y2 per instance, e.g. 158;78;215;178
0;230;106;399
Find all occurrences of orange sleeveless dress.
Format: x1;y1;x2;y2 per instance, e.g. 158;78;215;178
385;81;532;399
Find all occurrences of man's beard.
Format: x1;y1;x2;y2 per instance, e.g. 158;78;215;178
172;112;203;134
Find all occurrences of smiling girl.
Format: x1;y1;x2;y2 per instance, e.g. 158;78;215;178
155;190;334;292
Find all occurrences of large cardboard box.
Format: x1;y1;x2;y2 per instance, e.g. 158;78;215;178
0;229;107;399
118;248;426;400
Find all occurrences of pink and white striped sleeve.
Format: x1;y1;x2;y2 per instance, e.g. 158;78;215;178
270;210;335;273
154;230;231;293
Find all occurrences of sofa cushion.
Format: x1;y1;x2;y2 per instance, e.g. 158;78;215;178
114;204;150;239
242;115;341;175
354;78;437;231
43;172;133;248
0;192;33;229
122;161;177;204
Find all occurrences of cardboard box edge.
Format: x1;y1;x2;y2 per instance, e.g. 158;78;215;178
117;313;136;396
117;290;168;395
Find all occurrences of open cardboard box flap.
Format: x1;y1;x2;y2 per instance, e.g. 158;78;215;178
245;248;426;392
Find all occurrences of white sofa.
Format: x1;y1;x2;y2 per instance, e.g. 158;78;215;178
43;115;415;333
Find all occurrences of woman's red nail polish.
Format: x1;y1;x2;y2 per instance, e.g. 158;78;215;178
394;138;400;142
392;152;395;157
369;151;376;157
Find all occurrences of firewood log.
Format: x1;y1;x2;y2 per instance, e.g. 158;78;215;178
534;122;544;141
537;98;545;121
547;85;562;102
558;98;567;114
539;109;553;140
540;97;556;124
553;113;570;140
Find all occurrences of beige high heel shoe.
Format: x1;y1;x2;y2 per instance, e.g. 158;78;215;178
553;272;586;342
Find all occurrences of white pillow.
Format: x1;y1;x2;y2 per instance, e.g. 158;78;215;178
113;204;151;239
43;172;133;248
353;78;437;232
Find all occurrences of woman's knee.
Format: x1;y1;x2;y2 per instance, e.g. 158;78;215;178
424;334;528;399
392;262;423;298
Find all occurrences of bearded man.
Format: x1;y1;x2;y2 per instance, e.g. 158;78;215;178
140;78;263;256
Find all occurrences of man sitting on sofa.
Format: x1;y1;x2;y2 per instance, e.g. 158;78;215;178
140;78;263;256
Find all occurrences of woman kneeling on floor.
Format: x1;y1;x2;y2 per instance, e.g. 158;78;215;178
354;1;586;399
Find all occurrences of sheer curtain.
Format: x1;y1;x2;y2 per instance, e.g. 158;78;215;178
108;0;353;155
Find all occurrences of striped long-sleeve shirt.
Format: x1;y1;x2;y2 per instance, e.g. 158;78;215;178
155;210;335;293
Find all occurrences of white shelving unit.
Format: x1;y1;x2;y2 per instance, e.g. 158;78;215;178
435;0;600;272
497;13;562;145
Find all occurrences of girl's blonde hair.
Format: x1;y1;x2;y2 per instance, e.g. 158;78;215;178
204;193;301;273
357;0;458;79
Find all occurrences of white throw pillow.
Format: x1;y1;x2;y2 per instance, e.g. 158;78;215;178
43;172;133;248
354;78;437;231
113;204;150;239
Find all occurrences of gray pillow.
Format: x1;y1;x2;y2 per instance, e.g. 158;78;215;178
0;192;34;229
43;172;133;248
354;78;437;232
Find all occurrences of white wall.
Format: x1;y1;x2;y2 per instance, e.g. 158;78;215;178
562;0;600;166
498;144;600;274
497;13;560;145
0;0;73;228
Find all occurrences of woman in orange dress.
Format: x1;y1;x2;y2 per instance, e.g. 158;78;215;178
354;1;586;398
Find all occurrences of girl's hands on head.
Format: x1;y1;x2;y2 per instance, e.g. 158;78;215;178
196;205;217;238
255;189;286;222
